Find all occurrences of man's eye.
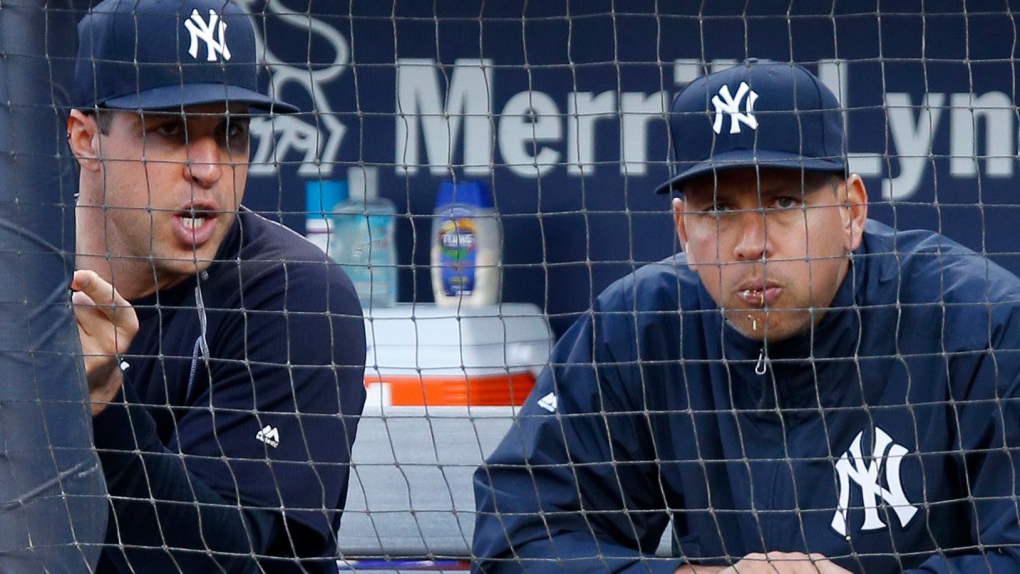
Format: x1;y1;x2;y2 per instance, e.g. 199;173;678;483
223;121;250;146
704;203;730;214
155;122;184;137
774;197;800;209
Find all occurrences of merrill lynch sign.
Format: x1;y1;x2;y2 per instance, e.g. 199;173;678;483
241;2;1016;204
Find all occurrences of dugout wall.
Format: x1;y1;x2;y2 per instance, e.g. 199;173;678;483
234;1;1020;335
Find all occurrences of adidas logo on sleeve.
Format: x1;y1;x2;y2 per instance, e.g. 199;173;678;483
536;392;558;413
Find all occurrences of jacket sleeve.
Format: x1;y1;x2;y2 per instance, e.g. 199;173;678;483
905;306;1020;573
472;298;680;573
95;260;366;574
92;385;277;574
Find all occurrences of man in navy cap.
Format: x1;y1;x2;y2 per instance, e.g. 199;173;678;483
66;0;366;572
472;60;1020;573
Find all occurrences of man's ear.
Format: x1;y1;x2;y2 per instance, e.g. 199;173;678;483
842;174;869;253
67;110;102;173
673;197;691;256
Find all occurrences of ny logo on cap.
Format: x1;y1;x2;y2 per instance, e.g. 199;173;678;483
712;82;758;135
184;9;232;62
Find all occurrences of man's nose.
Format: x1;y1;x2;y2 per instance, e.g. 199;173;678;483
183;135;223;188
733;208;772;261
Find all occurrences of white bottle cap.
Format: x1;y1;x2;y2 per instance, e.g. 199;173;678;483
348;166;379;202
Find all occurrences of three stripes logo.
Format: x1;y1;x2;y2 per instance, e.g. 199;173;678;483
536;392;557;413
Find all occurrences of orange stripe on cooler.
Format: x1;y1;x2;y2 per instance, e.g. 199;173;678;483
364;372;536;407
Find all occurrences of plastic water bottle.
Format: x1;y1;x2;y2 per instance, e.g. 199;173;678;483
304;179;347;258
431;181;501;306
330;167;398;309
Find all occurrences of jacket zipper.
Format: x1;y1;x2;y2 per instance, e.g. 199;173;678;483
755;345;768;375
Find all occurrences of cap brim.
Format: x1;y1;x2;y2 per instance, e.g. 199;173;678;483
101;83;299;114
654;149;847;195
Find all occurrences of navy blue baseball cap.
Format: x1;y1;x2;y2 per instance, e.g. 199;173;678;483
655;59;847;194
74;0;298;113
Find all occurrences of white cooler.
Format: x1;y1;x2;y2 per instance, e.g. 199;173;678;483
339;303;554;565
362;303;554;407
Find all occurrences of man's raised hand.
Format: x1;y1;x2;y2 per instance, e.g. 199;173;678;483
71;270;138;416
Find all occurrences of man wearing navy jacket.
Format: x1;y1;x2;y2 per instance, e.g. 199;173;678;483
67;0;366;572
473;60;1020;573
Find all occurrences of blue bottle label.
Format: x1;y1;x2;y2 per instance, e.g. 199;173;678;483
438;215;477;296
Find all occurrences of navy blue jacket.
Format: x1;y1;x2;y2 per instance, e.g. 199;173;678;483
473;220;1020;573
92;210;367;573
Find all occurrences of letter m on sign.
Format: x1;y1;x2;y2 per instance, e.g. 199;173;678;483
395;59;493;176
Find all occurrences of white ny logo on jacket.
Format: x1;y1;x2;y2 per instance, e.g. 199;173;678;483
831;427;918;537
185;9;232;62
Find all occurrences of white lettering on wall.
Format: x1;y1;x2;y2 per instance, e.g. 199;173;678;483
883;92;945;201
395;58;494;176
394;59;671;180
226;13;1019;203
950;92;1014;178
567;92;616;176
620;91;669;176
844;87;1019;201
498;91;562;176
389;56;1020;198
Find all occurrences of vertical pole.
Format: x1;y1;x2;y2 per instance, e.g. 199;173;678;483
0;0;108;571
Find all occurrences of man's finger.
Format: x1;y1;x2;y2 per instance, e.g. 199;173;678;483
71;290;99;337
72;269;127;306
69;268;95;293
72;270;132;321
71;290;96;309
